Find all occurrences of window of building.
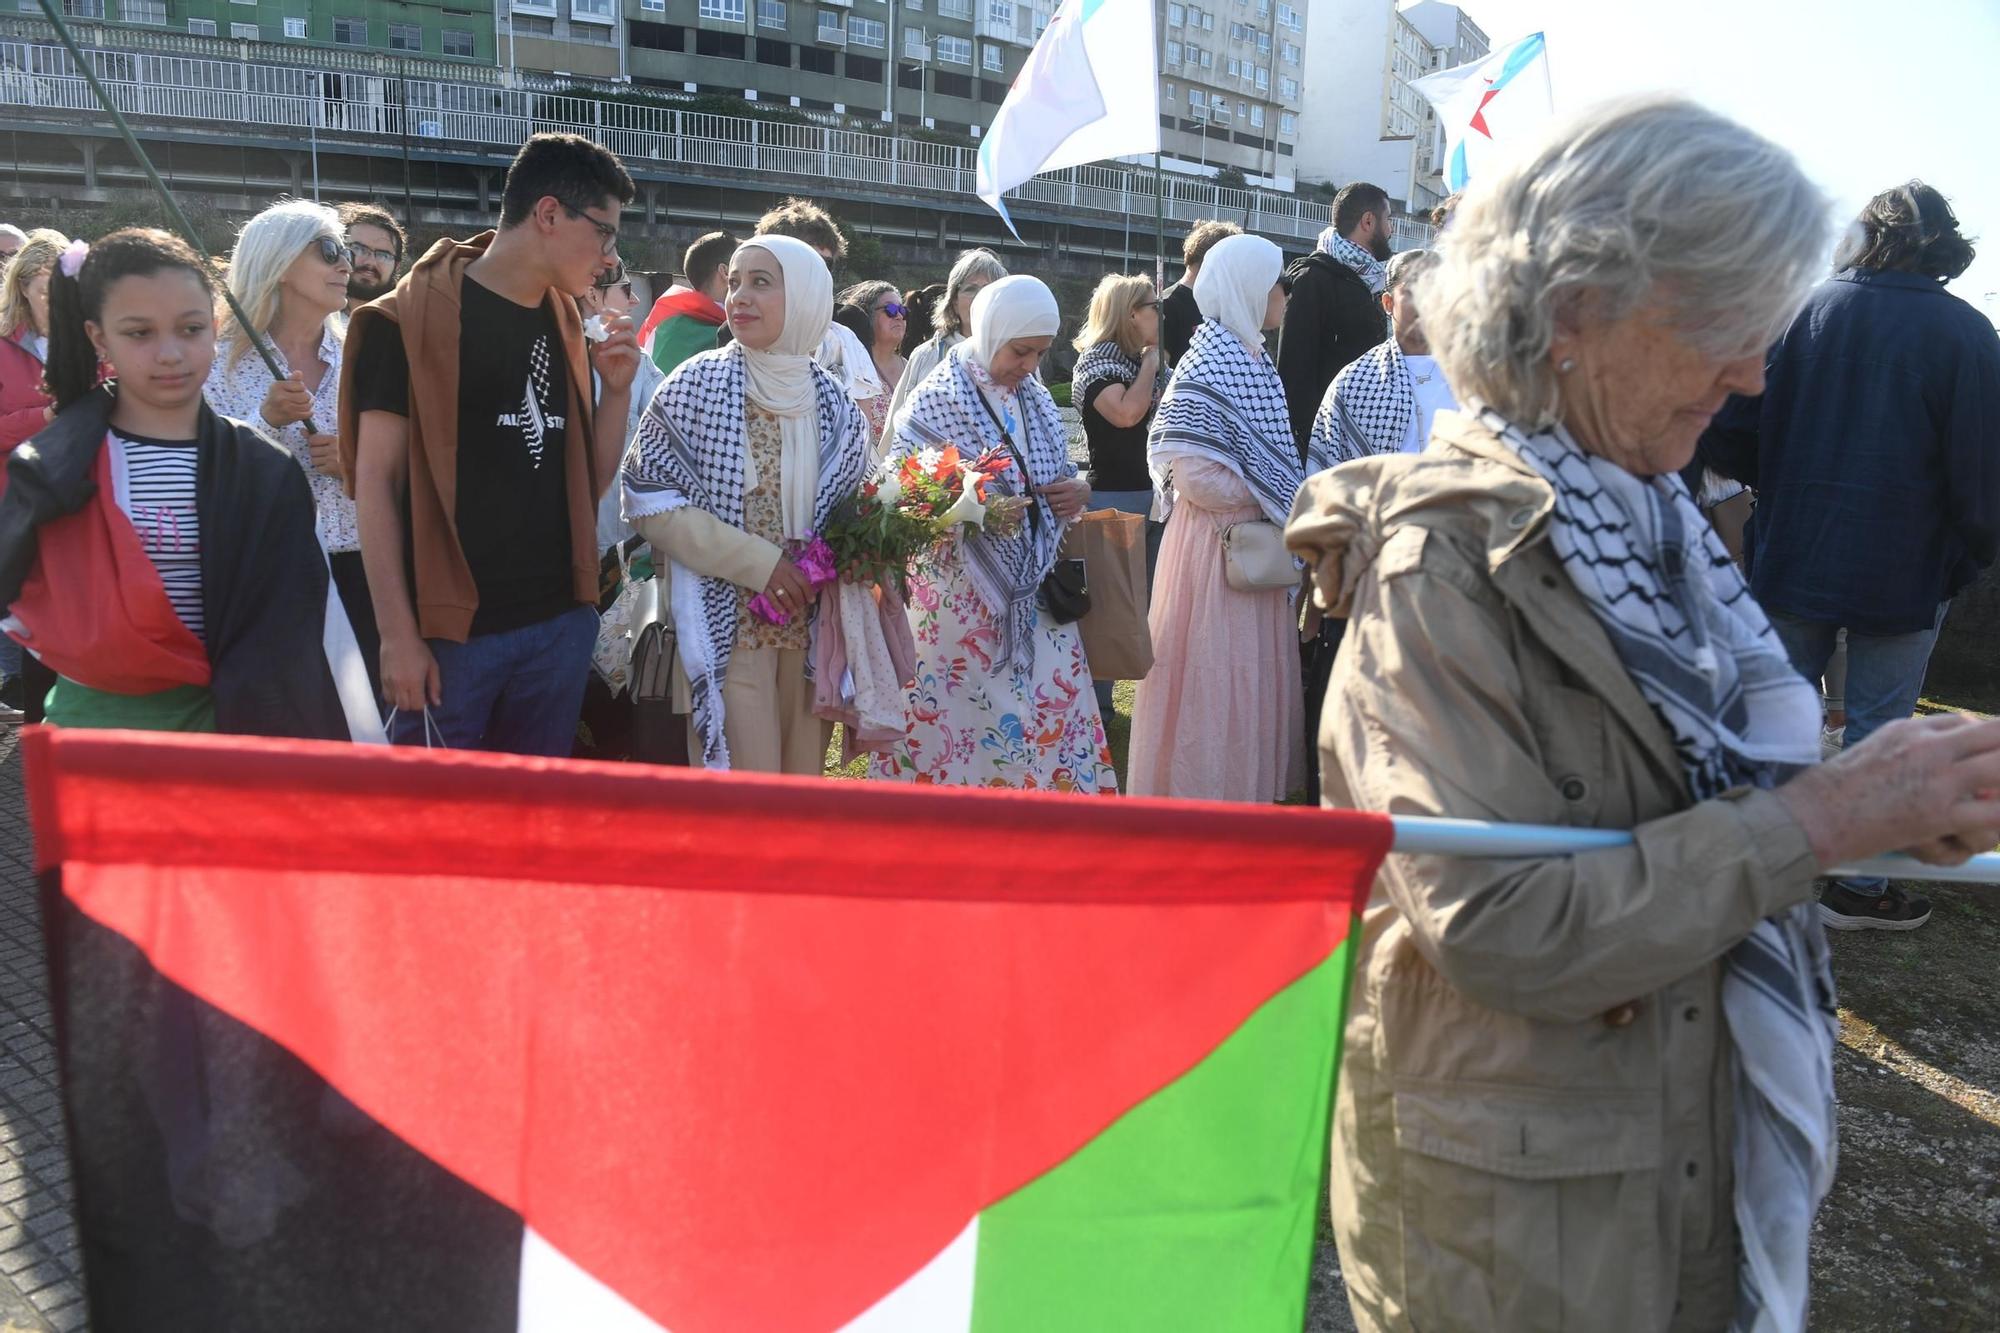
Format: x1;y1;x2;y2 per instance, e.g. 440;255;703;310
282;15;307;37
384;22;417;48
938;0;971;17
695;28;747;56
1249;104;1263;127
122;0;166;24
1199;48;1211;67
1167;2;1182;25
1281;40;1296;63
816;9;843;37
905;0;923;9
701;0;747;18
1256;0;1268;12
443;27;475;54
187;16;216;32
897;61;923;88
572;0;614;21
847;51;883;77
797;42;835;70
512;0;557;12
630;19;685;47
756;35;791;62
1280;75;1297;98
1275;2;1298;28
332;16;366;43
642;0;664;10
1279;110;1295;134
1165;40;1179;64
936;33;970;63
757;0;786;26
934;69;971;96
1256;31;1268;51
1225;56;1237;76
1187;87;1203;106
982;43;1002;71
230;20;260;37
851;15;884;45
1278;141;1292;155
1163;80;1174;101
1237;100;1247;118
979;77;1006;102
985;0;1010;25
1255;65;1267;89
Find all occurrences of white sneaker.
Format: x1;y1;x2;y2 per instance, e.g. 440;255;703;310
1819;725;1845;760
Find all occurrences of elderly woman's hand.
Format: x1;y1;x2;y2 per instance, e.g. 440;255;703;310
1775;713;2000;869
1036;478;1091;522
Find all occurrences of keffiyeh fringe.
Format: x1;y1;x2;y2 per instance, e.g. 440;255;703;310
1148;319;1318;529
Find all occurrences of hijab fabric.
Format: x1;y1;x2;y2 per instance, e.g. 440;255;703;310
966;275;1061;372
736;236;833;539
1192;234;1282;349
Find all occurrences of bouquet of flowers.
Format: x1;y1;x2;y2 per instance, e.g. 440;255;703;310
820;445;1032;596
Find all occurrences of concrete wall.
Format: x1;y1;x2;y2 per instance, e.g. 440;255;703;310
1927;561;2000;710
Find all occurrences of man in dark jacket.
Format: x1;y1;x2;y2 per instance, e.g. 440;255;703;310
1280;182;1395;803
1276;182;1394;455
1701;180;2000;933
1161;220;1242;368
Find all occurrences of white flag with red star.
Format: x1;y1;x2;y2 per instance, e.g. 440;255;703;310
1412;31;1554;192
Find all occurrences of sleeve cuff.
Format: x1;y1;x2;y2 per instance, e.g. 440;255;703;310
1722;786;1821;914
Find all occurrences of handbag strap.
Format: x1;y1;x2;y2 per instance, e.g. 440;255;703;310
971;386;1046;539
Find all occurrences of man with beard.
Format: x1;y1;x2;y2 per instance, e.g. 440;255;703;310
1276;180;1395;805
337;202;407;313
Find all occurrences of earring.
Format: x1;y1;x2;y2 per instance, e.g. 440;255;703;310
1558;358;1576;374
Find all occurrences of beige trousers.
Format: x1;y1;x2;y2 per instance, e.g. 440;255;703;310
722;644;829;775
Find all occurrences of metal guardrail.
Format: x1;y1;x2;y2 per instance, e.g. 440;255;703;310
0;31;1438;249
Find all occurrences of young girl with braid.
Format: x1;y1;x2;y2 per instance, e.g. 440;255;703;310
0;228;377;738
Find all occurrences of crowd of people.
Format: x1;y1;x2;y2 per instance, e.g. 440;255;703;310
3;98;2000;1331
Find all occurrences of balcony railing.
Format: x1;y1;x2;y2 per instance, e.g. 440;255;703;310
0;31;1431;249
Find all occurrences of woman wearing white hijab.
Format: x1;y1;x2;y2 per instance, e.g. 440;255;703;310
868;275;1119;793
622;235;870;773
1127;233;1316;802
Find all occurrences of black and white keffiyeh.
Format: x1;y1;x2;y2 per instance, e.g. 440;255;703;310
1070;340;1159;416
1317;226;1388;297
620;343;869;769
886;343;1072;676
1149;318;1323;528
1310;339;1413;467
1495;413;1835;1333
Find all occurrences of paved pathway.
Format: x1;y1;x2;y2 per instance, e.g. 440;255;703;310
0;729;83;1332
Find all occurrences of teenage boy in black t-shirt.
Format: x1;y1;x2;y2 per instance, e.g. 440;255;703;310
339;133;641;755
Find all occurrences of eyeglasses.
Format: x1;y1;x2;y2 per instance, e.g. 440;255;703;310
592;260;627;291
560;203;621;254
876;301;908;319
347;239;398;267
313;236;354;268
1135;299;1161;311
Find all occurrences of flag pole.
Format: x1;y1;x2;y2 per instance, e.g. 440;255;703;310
1153;152;1165;291
1389;815;2000;886
31;0;316;433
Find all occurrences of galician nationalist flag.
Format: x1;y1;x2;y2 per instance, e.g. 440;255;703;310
31;728;1387;1331
975;0;1160;238
1411;30;1554;192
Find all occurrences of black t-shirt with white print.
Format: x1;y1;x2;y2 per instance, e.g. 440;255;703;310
353;273;574;636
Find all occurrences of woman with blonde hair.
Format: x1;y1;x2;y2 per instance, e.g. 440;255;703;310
1072;271;1164;712
202;198;380;693
0;228;67;450
881;247;1006;440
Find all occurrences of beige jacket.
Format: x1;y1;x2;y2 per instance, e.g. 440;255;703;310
1285;411;1820;1333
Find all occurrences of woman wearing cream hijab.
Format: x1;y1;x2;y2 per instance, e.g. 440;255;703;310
622;235;871;772
868;275;1119;793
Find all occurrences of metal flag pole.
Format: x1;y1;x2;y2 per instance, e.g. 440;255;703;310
1153;152;1165;292
1390;815;2000;887
31;0;316;433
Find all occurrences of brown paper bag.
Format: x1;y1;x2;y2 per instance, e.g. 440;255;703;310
1067;508;1154;682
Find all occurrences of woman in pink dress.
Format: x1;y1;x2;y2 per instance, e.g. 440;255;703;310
1127;234;1322;801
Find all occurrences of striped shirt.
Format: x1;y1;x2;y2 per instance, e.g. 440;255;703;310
116;431;204;643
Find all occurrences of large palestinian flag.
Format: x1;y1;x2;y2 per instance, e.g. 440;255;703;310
28;728;1387;1332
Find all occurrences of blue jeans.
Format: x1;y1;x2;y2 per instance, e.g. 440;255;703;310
1086;488;1162;715
1769;604;1948;892
0;635;18;682
389;605;597;757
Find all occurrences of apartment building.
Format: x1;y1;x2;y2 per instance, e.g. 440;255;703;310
1156;0;1304;186
70;0;501;65
1292;0;1486;213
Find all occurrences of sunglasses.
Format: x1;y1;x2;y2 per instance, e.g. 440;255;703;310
592;261;628;291
347;239;398;267
313;236;354;268
875;301;908;319
1135;299;1161;311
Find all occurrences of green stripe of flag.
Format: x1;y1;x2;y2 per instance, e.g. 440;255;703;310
969;940;1352;1330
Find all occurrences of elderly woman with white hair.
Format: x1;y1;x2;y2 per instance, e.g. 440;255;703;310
623;236;871;774
1127;233;1317;802
1286;96;2000;1332
880;247;1007;445
869;275;1117;792
202;199;380;690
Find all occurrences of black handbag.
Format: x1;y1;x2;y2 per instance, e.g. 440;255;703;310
974;390;1092;625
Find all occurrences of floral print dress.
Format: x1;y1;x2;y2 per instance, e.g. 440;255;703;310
868;506;1119;794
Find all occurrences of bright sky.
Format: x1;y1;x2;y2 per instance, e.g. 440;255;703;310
1449;0;2000;326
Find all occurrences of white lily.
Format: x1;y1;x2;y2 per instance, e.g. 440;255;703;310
875;466;903;508
939;466;989;531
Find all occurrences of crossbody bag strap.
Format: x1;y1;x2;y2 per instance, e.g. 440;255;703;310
971;387;1045;538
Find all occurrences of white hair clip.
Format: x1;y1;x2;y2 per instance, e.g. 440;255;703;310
57;238;89;278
